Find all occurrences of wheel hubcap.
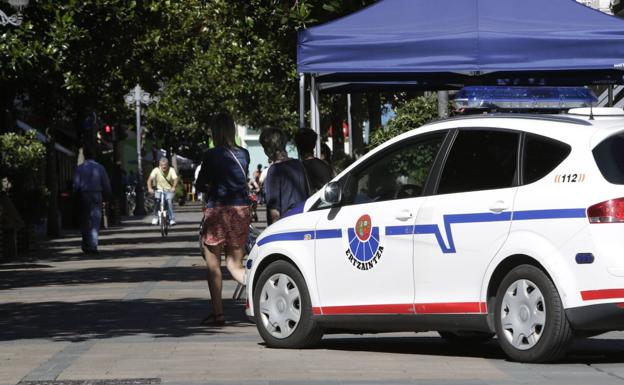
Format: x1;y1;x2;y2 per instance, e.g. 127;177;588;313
259;273;301;339
500;279;546;350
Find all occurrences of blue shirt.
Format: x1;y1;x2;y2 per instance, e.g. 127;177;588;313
265;159;309;225
73;159;112;196
196;146;250;207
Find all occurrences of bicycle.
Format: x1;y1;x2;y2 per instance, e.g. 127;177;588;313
125;184;155;215
154;189;170;237
125;185;136;215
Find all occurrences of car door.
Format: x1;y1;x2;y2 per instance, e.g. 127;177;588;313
413;129;520;313
314;132;447;315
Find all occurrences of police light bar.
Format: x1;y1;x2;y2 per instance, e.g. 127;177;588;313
452;86;597;111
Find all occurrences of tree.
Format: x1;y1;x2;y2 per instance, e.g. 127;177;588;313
370;95;438;148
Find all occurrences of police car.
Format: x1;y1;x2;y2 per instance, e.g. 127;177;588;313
245;107;624;363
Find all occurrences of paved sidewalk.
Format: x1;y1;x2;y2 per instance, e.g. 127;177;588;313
0;203;263;385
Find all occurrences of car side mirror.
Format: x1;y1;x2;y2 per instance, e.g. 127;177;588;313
321;181;342;205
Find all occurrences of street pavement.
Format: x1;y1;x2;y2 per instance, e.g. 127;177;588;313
2;202;624;385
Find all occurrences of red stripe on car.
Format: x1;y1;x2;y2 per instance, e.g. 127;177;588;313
581;289;624;300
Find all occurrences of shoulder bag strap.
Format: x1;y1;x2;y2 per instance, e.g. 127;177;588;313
158;168;173;189
226;148;249;192
299;160;312;196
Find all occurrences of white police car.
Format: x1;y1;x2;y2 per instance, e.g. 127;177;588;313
245;108;624;363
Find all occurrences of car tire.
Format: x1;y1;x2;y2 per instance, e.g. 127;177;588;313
438;331;494;345
494;264;573;363
253;260;323;348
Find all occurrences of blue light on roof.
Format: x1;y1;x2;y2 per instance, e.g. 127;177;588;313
452;86;597;110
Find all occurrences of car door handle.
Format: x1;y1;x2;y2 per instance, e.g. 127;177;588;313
395;209;413;221
489;200;508;213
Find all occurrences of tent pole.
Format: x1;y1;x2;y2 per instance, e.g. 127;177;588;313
347;93;353;156
438;91;449;118
310;75;321;157
299;73;306;129
608;85;614;107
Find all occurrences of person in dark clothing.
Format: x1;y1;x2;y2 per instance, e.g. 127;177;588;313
73;146;111;254
321;143;333;166
294;128;334;193
195;112;250;326
259;127;309;226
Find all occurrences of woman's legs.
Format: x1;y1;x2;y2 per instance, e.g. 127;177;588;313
203;244;225;317
225;246;246;285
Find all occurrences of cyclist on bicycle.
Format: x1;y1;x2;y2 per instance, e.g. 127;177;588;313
147;157;178;225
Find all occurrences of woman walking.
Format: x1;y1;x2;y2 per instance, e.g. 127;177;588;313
195;112;250;326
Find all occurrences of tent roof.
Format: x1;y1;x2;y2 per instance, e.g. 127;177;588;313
298;0;624;89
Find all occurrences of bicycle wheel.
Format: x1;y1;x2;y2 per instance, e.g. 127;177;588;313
160;212;167;237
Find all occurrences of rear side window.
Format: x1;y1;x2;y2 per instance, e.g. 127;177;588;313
523;134;571;184
437;130;519;195
593;133;624;184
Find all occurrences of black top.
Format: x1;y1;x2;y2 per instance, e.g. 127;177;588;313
264;159;310;225
302;158;334;193
196;146;250;207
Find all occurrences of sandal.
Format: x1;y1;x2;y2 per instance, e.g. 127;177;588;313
200;313;225;326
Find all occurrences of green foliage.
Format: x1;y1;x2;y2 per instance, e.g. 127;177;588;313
174;182;185;202
0;131;46;190
0;131;49;221
370;95;438;148
1;1;377;160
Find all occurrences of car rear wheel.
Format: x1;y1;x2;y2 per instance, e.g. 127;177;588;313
494;264;573;362
253;260;323;348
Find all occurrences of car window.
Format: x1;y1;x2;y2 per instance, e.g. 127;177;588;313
593;133;624;184
523;133;571;184
437;129;519;194
340;132;446;206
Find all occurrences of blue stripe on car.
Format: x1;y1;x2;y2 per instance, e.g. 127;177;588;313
256;208;586;252
512;208;586;220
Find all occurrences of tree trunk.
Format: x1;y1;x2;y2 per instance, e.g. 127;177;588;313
1;83;17;134
110;140;123;222
46;138;60;237
350;93;365;156
366;92;382;134
331;96;345;159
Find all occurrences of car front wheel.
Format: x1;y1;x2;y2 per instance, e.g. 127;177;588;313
253;260;323;348
494;264;573;362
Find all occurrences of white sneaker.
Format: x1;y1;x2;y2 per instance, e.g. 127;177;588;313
151;217;158;225
170;220;176;226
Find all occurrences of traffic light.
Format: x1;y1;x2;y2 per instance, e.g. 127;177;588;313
99;124;116;143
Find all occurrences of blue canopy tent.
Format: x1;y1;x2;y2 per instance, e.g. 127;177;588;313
297;0;624;149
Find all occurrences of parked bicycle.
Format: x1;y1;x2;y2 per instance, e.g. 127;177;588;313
125;185;136;215
125;184;155;216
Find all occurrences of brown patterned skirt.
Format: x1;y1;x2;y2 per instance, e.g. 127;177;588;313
201;205;251;248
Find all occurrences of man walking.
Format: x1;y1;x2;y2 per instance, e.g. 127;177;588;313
73;147;111;254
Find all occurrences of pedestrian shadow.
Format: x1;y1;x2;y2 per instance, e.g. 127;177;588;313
0;262;242;289
0;298;253;342
14;246;202;263
317;334;624;364
42;232;199;248
0;263;53;270
100;227;199;236
0;265;207;289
